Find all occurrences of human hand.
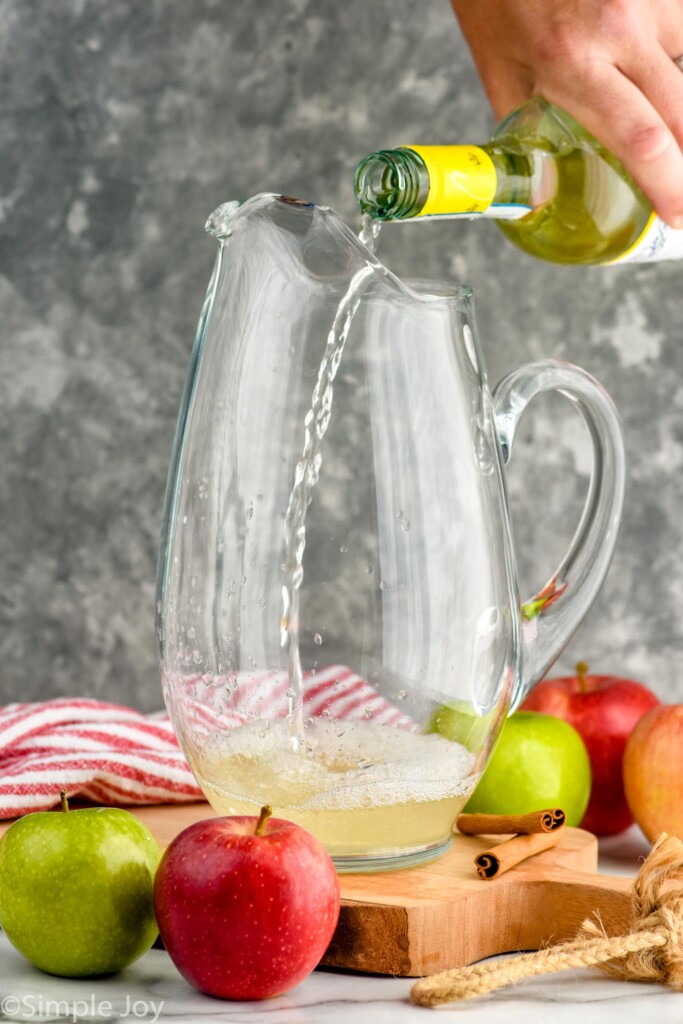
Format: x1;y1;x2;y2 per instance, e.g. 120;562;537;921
452;0;683;226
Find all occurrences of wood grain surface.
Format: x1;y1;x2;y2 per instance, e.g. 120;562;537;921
0;802;633;977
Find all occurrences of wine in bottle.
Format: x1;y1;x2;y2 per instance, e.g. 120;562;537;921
354;98;683;266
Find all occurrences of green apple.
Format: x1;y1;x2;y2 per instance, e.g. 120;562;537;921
0;792;161;977
462;711;592;827
427;700;495;753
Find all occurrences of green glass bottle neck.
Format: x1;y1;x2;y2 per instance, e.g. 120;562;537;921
354;148;430;220
355;145;535;221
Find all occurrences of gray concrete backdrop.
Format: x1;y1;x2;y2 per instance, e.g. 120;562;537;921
2;0;682;711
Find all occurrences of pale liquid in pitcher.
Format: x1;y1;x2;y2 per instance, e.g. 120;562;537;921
189;718;477;861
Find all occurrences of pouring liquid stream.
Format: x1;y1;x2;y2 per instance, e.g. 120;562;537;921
190;206;480;863
280;214;382;751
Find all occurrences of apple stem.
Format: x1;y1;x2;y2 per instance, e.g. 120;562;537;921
576;661;589;693
59;789;69;813
254;805;272;836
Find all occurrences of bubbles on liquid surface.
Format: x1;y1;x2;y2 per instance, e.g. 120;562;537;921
197;718;477;812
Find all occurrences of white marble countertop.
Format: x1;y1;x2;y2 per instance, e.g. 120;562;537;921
1;827;681;1024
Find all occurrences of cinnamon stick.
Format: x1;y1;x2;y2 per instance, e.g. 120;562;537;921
474;829;563;879
456;808;565;836
412;833;683;1007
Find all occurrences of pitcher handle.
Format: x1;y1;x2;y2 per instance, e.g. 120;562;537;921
492;359;626;710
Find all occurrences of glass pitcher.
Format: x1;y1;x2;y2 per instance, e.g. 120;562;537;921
156;193;625;872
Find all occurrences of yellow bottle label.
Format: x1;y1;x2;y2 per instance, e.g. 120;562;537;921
406;145;497;216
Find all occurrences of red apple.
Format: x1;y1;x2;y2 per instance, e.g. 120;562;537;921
623;704;683;841
153;807;340;1000
522;662;659;835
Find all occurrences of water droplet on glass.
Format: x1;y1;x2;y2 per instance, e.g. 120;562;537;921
313;632;323;645
192;650;202;664
363;706;374;719
400;516;411;533
187;626;196;639
366;563;374;575
339;545;348;554
397;689;407;701
246;503;254;520
379;580;385;591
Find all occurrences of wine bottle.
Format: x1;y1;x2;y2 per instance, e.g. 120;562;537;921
354;98;683;266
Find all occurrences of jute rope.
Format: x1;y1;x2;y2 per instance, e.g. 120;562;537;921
410;832;683;1008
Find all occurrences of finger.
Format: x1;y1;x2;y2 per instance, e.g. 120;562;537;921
541;63;683;227
458;46;536;122
624;49;683;152
474;61;536;121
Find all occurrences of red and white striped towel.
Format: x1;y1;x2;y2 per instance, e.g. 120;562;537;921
0;666;415;819
0;698;204;819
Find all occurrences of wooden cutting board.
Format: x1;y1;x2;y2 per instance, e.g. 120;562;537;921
0;802;634;978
